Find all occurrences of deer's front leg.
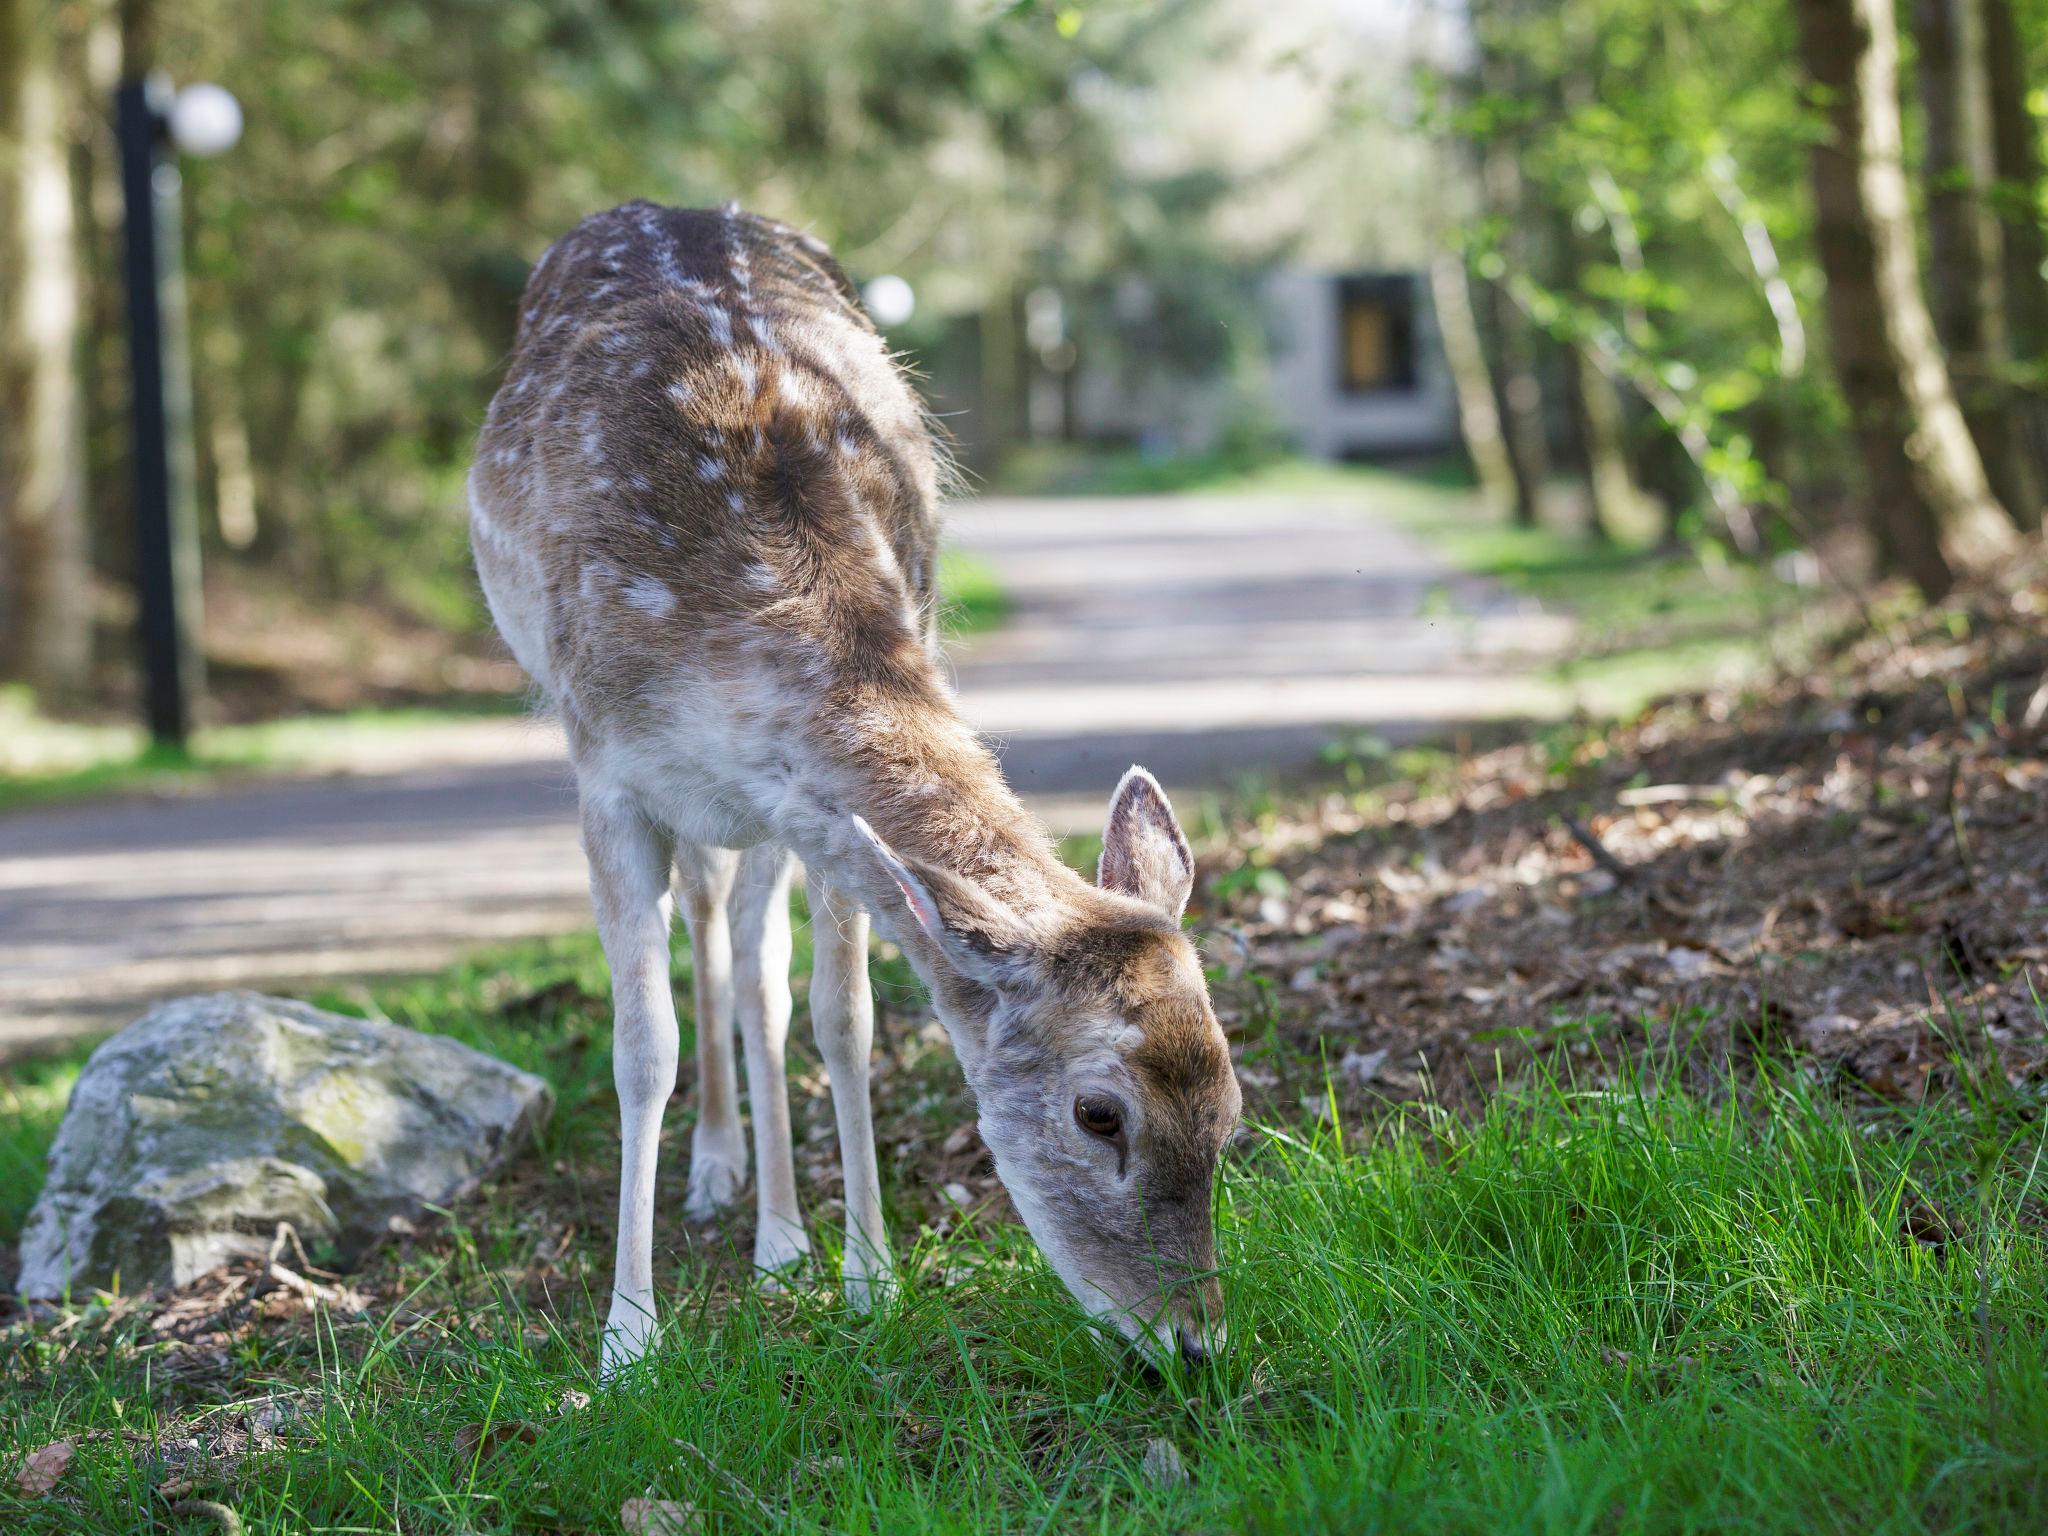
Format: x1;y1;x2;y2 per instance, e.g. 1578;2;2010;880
583;793;678;1377
675;844;744;1221
806;873;895;1310
732;846;809;1277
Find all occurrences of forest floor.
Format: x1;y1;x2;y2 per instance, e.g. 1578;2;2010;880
3;548;2045;1531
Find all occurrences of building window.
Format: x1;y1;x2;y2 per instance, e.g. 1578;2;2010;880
1335;275;1417;395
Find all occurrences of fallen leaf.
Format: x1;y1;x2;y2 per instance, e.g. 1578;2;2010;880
1140;1438;1188;1488
1339;1048;1388;1087
453;1419;541;1461
12;1439;74;1497
621;1496;700;1535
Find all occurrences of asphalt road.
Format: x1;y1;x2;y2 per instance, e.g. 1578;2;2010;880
0;493;1567;1054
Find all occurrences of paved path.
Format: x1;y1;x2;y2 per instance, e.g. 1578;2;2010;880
0;494;1569;1054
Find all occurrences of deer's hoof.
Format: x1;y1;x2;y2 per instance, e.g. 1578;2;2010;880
683;1136;747;1223
600;1296;659;1381
752;1221;810;1287
840;1249;898;1314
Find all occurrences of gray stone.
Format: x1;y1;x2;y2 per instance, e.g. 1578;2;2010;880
15;992;551;1298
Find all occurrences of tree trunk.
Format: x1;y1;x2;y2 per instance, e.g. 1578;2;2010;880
1980;0;2048;478
1479;130;1551;527
1427;252;1521;522
1796;0;2018;599
1574;346;1636;542
1911;0;2041;529
0;0;93;691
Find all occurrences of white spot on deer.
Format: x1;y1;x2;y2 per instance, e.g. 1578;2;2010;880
666;381;691;406
747;312;779;351
627;473;652;492
695;455;725;482
601;331;632;354
591;475;614;492
835;432;858;458
623;575;676;619
582;429;603;461
733;354;759;395
867;522;903;582
725;490;745;515
701;305;733;346
579;561;617;604
741;560;778;591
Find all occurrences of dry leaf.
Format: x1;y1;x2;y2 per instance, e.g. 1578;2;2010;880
621;1496;700;1535
12;1439;74;1497
453;1419;541;1461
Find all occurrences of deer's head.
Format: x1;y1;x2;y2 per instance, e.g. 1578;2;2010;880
854;768;1240;1367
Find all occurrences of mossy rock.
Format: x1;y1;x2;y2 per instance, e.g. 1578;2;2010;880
15;992;551;1297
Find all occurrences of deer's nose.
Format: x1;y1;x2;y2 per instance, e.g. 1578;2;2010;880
1176;1326;1210;1367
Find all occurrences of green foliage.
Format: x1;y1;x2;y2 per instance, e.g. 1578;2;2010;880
126;0;1258;628
1442;0;1851;542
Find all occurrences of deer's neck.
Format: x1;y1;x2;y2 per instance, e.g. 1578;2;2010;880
791;665;1087;943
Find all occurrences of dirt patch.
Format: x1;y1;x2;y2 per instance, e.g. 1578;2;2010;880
1199;573;2048;1127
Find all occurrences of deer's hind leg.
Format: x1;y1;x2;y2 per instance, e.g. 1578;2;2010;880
675;843;744;1221
730;844;809;1277
584;791;679;1376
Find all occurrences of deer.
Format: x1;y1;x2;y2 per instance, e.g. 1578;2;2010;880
468;201;1241;1378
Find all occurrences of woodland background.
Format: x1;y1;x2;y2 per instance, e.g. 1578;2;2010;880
6;0;2048;706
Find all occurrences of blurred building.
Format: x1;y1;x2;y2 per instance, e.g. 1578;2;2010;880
1259;268;1457;459
1066;266;1458;461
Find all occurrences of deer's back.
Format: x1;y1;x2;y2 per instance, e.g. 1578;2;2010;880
469;202;944;757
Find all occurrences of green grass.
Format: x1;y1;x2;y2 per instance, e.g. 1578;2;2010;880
5;924;2046;1532
936;549;1010;639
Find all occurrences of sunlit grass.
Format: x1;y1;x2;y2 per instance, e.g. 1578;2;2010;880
5;924;2045;1531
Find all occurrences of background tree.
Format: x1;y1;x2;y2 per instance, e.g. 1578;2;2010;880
0;0;92;691
1911;0;2041;529
1797;0;2016;597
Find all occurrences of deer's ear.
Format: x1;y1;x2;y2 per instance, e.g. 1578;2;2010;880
851;816;1028;987
1098;766;1194;921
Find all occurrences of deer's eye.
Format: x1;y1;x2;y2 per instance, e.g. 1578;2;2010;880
1074;1095;1125;1139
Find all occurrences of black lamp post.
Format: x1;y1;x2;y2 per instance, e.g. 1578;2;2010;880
115;72;240;749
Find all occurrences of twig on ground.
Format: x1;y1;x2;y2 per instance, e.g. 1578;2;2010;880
1945;757;1978;893
1562;814;1634;884
672;1440;778;1523
2022;677;2048;732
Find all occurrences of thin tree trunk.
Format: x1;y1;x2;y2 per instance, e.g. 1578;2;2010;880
1574;346;1636;542
1;0;93;690
1428;251;1521;522
1980;0;2048;478
1796;0;2018;599
1479;125;1551;527
1912;0;2041;529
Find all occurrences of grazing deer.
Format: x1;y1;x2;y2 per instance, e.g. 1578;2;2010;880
469;201;1240;1375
